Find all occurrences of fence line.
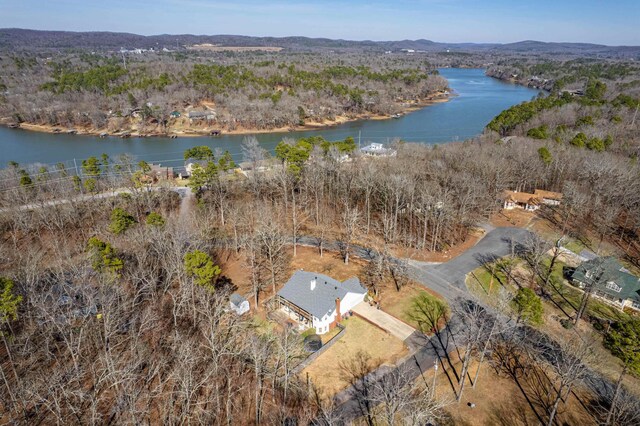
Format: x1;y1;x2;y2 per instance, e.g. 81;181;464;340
293;323;346;374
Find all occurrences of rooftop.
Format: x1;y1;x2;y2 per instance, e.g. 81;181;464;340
503;190;540;205
572;257;640;302
277;270;366;319
534;189;563;200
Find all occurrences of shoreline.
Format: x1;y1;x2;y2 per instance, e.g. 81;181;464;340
1;96;450;139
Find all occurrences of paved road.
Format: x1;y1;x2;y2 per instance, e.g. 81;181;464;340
351;302;416;341
408;227;532;301
298;227;532;302
332;227;533;422
0;186;192;213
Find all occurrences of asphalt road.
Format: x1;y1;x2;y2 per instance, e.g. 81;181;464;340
332;227;534;422
0;186;192;213
408;227;532;300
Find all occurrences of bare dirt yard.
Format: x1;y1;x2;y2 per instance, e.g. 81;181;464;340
289;246;366;281
301;316;408;396
428;353;597;426
490;208;536;228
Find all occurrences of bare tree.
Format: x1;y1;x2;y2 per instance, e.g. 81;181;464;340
534;335;594;426
256;215;289;297
339;350;380;426
340;202;360;265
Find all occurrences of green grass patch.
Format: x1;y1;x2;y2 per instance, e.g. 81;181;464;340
383;286;444;325
300;328;316;338
563;238;588;255
251;316;276;334
468;256;631;324
467;259;519;298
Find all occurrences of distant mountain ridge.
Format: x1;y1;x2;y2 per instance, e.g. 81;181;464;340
1;28;638;57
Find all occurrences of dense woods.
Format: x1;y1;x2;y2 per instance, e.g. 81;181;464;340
485;60;640;159
2;122;640;422
0;50;448;134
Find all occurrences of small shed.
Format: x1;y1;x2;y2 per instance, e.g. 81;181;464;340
229;293;250;315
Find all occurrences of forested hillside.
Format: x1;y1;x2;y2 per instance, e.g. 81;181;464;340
0;50;448;134
1;131;640;423
485;60;640;159
1;30;640;425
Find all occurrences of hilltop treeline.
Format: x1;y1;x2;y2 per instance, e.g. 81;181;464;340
0;51;448;133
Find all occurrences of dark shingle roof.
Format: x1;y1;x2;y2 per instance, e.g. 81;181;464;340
572;257;640;302
277;271;366;319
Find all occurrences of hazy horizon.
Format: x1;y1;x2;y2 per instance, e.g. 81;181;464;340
1;0;639;46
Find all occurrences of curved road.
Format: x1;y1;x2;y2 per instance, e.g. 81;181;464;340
328;226;533;422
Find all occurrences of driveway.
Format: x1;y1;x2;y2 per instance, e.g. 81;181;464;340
351;302;416;341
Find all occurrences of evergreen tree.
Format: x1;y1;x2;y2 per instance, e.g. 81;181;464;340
512;287;543;325
0;277;22;323
109;207;137;235
184;250;221;292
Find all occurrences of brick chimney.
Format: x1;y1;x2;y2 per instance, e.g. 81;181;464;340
310;277;317;291
335;298;342;322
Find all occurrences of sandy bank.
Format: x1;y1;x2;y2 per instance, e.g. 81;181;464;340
3;95;450;139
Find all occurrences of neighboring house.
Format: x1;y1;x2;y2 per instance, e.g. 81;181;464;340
275;271;367;335
534;189;563;206
229;293;250;315
184;158;209;176
571;257;640;311
360;143;397;157
501;189;563;211
502;190;540;211
149;164;174;180
188;110;216;122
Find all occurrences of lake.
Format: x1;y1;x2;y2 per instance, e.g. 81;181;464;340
0;68;540;168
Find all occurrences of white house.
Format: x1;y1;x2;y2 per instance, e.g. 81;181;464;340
360;143;396;157
276;271;367;334
229;293;250;315
501;190;540;211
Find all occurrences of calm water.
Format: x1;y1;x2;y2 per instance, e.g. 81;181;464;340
0;68;540;168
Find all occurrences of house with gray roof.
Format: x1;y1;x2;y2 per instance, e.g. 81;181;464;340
571;257;640;311
275;270;367;334
188;110;216;121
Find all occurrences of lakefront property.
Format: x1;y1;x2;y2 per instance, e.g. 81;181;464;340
275;270;367;334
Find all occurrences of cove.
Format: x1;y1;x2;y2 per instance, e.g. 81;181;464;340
0;68;540;168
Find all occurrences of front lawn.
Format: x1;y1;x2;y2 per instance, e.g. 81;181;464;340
381;284;446;327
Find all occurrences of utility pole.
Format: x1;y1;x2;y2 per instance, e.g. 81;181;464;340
631;104;639;127
432;360;438;398
73;158;79;177
121;50;127;70
358;130;361;149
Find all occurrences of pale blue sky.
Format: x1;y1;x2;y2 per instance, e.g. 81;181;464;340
1;0;638;45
